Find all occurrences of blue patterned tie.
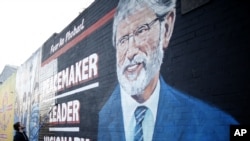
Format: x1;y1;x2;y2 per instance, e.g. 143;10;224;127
134;106;148;141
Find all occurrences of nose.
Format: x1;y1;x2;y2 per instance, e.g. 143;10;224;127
127;36;139;61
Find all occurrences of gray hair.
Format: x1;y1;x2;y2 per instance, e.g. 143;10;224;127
112;0;176;47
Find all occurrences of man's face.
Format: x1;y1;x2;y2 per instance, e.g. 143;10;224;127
116;7;164;96
19;123;25;130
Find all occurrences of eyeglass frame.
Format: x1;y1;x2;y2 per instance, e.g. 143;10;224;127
116;13;167;48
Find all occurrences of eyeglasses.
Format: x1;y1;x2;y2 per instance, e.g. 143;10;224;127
116;14;166;48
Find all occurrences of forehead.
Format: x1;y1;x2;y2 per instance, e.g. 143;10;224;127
116;6;155;34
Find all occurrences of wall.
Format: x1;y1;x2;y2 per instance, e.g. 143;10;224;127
163;0;249;124
15;49;41;141
40;0;118;140
0;0;249;141
0;74;15;141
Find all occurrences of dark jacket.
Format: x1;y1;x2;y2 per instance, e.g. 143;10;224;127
14;131;29;141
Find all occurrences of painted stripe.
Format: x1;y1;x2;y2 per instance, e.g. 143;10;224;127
49;127;80;132
42;8;116;66
0;134;7;139
43;82;99;102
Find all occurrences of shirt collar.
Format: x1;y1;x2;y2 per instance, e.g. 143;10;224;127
121;79;160;125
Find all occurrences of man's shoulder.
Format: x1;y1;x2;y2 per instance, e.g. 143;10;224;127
99;85;121;114
155;77;238;140
159;77;238;124
14;131;21;135
14;132;22;140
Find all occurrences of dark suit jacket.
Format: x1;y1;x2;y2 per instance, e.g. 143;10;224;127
98;76;238;141
14;131;29;141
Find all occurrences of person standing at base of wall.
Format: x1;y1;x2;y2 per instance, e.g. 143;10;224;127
13;122;29;141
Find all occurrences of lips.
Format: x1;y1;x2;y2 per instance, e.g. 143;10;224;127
124;62;143;80
127;63;139;71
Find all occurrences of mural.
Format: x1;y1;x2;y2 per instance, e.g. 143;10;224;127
15;50;41;141
97;0;238;141
0;0;249;141
0;74;15;141
39;0;118;140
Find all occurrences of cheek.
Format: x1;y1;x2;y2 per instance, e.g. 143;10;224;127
141;31;160;49
140;37;159;53
116;51;125;66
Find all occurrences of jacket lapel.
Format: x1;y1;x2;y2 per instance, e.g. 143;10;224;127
107;85;126;141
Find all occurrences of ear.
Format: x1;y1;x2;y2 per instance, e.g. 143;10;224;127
162;9;176;50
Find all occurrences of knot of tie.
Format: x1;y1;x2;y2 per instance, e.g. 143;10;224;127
134;106;148;141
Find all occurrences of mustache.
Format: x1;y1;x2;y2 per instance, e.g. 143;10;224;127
120;54;147;73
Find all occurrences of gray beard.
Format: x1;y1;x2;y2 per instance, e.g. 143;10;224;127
117;44;164;96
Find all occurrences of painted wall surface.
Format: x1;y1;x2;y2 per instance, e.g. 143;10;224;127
0;74;15;141
15;49;41;141
40;1;118;140
0;0;249;141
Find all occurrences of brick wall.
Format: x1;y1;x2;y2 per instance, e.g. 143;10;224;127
162;0;249;124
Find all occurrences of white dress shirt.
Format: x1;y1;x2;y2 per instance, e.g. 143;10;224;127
121;80;160;141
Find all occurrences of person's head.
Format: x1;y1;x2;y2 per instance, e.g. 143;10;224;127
113;0;176;97
13;122;25;131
